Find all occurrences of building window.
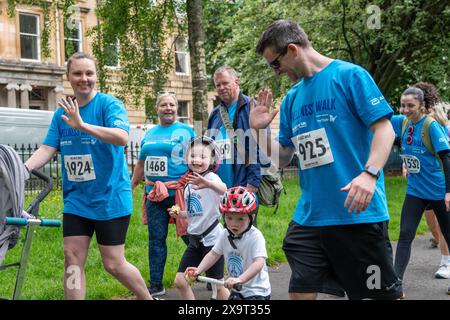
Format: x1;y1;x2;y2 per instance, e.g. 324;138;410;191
174;0;186;18
65;20;83;60
175;37;189;75
178;101;189;123
105;39;120;67
144;37;160;71
29;88;45;101
19;13;40;61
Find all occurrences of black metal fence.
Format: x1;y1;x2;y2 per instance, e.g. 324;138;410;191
6;143;143;192
8;143;403;192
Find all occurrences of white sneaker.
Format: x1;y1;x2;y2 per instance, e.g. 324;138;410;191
435;264;450;279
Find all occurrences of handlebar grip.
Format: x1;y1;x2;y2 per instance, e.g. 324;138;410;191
40;219;61;227
4;217;28;226
4;217;61;227
233;283;242;291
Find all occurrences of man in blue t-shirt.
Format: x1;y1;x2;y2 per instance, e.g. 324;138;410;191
251;20;403;300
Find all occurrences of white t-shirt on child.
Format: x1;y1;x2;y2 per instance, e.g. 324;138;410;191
212;226;271;298
184;171;223;247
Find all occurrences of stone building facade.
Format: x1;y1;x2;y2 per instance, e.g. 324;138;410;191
0;0;217;124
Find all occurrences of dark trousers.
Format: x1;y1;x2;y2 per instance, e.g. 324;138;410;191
395;194;450;280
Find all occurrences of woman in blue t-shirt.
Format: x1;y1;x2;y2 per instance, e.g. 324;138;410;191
25;52;152;300
131;92;195;297
391;87;450;291
423;99;450;279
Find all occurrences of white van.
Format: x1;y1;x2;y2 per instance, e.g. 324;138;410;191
127;123;155;167
0;107;54;146
129;123;155;147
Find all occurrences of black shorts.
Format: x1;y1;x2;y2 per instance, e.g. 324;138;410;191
178;242;225;280
283;221;403;300
63;213;130;246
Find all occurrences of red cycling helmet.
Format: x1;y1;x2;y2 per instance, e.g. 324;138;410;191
220;186;257;215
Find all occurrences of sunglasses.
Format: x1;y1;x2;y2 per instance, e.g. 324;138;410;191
157;91;176;97
406;125;414;145
268;52;285;70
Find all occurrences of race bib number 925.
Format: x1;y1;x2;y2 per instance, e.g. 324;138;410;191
292;128;334;170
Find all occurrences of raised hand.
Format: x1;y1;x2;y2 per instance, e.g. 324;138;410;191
187;172;211;190
59;96;84;130
249;89;279;130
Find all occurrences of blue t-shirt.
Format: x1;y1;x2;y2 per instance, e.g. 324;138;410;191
278;59;393;226
391;115;450;200
43;92;132;220
216;101;238;187
139;122;195;196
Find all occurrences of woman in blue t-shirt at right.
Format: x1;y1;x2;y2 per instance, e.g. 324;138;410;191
391;87;450;295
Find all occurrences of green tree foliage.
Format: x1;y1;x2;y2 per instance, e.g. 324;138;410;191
204;0;449;109
91;0;183;119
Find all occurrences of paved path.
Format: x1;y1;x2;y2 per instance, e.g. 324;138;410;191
161;233;449;300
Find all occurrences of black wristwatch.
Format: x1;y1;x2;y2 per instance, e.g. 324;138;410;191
363;165;380;179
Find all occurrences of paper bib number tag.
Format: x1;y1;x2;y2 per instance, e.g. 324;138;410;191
145;156;168;177
401;155;420;174
64;154;96;182
292;128;334;170
216;139;232;160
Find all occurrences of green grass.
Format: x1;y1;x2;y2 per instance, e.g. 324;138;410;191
0;176;428;299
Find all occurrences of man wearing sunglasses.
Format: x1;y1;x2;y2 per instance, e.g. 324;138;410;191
250;20;402;300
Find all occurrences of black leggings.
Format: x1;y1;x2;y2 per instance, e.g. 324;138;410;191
394;194;450;280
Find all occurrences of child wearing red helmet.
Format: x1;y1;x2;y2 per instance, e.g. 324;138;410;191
185;186;271;300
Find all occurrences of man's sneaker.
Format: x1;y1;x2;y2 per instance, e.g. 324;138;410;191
435;264;450;279
148;283;166;296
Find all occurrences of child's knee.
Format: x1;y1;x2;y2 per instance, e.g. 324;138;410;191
174;272;189;289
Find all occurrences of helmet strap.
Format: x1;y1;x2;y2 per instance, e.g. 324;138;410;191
224;214;253;249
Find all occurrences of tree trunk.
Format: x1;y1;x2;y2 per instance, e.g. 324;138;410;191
186;0;209;133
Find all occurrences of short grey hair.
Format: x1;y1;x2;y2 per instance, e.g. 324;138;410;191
156;92;178;108
213;66;240;80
